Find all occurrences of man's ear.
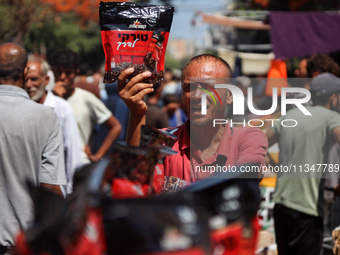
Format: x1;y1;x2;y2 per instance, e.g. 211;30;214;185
312;72;320;78
44;75;50;87
24;66;29;77
329;93;337;106
226;90;233;105
23;66;29;83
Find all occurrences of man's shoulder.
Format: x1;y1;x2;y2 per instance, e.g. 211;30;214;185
0;85;48;114
286;105;336;117
285;105;340;126
233;126;266;137
28;98;56;115
73;87;98;99
315;106;340;119
36;104;60;125
71;87;106;109
12;99;59;132
51;92;73;111
232;126;268;147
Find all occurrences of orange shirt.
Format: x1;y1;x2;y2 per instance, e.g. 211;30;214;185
265;59;288;97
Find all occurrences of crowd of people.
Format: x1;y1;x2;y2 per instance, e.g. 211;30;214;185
1;40;340;255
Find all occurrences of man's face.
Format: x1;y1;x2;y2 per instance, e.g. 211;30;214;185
181;60;232;127
330;92;340;112
53;67;77;96
26;61;47;103
294;59;308;78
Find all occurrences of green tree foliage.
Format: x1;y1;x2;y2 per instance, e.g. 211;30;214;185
25;13;104;71
164;53;182;70
0;0;104;71
0;0;50;45
0;0;176;72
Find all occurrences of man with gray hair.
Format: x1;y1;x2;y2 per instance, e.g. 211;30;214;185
0;43;66;252
25;57;83;196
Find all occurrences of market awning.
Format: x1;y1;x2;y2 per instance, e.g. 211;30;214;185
196;11;340;59
198;12;270;30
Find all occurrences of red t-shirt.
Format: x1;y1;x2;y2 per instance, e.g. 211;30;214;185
163;121;268;182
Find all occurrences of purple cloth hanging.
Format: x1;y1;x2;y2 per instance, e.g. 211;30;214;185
269;11;340;59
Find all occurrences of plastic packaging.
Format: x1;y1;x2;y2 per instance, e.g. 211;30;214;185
100;2;174;87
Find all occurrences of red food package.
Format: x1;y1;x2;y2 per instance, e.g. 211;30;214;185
107;142;159;198
151;163;165;194
111;178;147;199
100;2;174;88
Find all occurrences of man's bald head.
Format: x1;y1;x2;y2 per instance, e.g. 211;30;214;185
0;43;28;82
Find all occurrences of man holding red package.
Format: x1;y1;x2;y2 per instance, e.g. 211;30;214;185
118;54;268;183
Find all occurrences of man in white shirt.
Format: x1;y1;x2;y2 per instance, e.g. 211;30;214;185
25;57;83;196
51;49;122;163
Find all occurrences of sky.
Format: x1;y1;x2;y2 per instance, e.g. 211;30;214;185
151;0;229;44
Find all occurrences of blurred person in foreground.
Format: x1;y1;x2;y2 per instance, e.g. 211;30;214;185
266;73;340;255
51;49;122;164
25;57;83;196
118;54;268;182
0;43;66;252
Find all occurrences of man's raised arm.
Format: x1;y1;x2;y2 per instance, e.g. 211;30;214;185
117;68;154;146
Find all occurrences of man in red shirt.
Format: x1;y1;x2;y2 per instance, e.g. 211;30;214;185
118;54;268;182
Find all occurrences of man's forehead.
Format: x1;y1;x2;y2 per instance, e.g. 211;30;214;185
185;60;218;70
183;61;229;79
27;61;41;70
188;78;230;84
